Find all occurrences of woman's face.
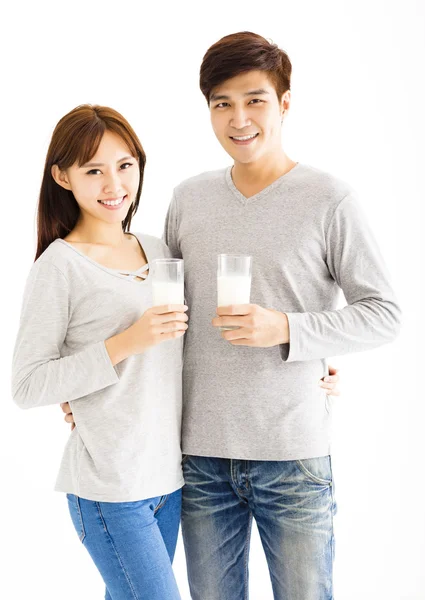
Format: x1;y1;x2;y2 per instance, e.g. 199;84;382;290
52;130;140;226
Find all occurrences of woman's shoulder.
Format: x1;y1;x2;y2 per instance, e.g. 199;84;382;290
33;238;74;275
131;232;174;259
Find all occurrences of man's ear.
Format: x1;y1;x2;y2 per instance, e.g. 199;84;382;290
280;91;291;118
51;165;72;190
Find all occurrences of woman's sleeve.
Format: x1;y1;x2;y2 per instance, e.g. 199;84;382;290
11;260;120;409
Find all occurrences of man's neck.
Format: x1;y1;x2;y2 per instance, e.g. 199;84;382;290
231;151;297;198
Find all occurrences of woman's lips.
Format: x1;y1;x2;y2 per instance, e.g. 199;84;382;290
97;196;127;210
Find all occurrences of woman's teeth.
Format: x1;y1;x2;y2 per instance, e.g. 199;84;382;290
99;197;125;206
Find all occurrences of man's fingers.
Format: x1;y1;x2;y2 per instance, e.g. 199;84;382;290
328;366;339;375
221;327;251;342
216;304;253;317
213;316;246;328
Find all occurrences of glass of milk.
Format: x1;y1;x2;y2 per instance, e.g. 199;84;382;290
217;254;252;330
151;259;184;306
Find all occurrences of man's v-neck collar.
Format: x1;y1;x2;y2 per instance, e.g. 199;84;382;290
225;162;302;205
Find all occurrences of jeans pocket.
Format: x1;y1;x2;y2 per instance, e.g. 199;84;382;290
66;494;86;543
296;456;333;485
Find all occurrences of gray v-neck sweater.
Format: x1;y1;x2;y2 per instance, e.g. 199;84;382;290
12;234;184;501
164;163;401;461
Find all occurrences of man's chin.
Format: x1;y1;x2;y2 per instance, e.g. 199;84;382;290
225;147;259;165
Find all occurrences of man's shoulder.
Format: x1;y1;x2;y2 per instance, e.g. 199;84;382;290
296;163;355;201
174;168;227;196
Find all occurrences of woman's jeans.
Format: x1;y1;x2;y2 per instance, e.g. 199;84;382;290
181;455;337;600
67;488;182;600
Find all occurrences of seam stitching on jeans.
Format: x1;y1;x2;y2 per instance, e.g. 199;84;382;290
296;459;332;485
243;511;253;600
154;494;168;514
329;454;336;597
95;502;139;600
75;496;86;542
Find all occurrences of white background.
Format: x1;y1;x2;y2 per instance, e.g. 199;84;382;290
1;1;423;598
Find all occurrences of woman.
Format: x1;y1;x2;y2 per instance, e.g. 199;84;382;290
11;104;188;600
12;104;341;599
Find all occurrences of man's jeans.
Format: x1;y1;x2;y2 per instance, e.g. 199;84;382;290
67;489;182;600
181;456;337;600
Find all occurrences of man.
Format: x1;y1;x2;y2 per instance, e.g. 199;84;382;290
162;31;400;600
63;31;400;600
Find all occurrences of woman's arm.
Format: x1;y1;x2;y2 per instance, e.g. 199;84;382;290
11;260;120;409
12;260;188;410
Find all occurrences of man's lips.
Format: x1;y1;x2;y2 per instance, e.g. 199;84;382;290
229;133;259;145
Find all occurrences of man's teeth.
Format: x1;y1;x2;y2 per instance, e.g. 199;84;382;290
99;197;124;206
232;134;257;141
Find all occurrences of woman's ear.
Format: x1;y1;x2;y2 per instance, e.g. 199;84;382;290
51;165;72;190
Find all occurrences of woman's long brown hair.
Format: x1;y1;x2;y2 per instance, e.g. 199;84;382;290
35;104;146;261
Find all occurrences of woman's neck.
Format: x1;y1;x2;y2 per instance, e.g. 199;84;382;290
67;218;127;247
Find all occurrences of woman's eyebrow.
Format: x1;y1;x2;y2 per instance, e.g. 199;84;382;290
80;155;133;168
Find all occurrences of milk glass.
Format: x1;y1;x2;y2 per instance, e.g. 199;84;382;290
217;254;252;331
151;259;184;306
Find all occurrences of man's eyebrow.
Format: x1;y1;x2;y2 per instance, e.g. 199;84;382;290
80;155;134;168
210;89;270;102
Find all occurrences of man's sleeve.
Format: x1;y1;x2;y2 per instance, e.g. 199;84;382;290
280;193;402;362
163;192;183;259
11;261;120;409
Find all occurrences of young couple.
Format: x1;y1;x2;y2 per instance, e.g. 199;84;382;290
12;31;401;600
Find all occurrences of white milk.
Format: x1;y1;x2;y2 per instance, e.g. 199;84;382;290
217;275;251;307
152;281;184;307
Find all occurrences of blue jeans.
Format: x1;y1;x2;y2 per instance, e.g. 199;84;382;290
67;489;182;600
181;456;337;600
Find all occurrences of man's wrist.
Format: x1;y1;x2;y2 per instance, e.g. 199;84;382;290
276;311;290;345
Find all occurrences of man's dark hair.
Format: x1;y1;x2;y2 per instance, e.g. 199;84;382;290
200;31;292;104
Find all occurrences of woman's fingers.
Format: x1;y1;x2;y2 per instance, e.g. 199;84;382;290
320;373;341;396
158;312;189;324
60;402;70;414
328;366;339;376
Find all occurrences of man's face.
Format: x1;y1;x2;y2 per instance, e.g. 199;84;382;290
209;70;289;165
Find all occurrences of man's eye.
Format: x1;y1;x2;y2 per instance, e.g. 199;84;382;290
249;99;263;104
215;102;229;108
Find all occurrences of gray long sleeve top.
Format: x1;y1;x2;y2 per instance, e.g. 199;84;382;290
164;163;401;461
12;234;184;501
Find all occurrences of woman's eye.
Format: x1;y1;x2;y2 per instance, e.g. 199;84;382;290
120;162;133;169
86;169;101;175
